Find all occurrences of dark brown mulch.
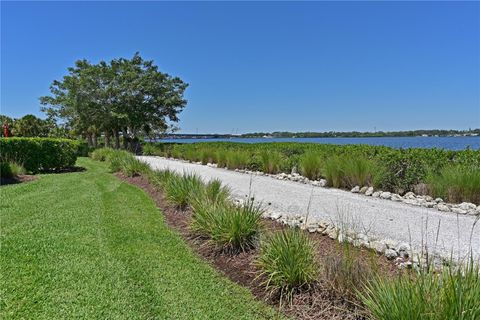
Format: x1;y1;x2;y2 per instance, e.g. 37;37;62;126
41;166;86;174
1;175;37;186
117;173;398;320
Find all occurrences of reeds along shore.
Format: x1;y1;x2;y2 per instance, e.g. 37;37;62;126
142;142;480;205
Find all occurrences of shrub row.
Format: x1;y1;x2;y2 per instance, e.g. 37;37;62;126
143;142;480;203
0;137;84;173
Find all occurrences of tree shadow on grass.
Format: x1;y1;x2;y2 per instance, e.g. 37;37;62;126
1;167;86;186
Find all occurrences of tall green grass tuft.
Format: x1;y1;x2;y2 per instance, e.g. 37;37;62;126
324;156;382;188
191;199;263;252
92;148;149;177
427;165;480;204
216;150;228;168
360;260;480;320
203;179;230;204
106;150;134;172
165;173;204;209
299;152;323;180
119;156;150;177
256;228;318;303
0;161;26;178
199;148;216;165
260;151;283;174
142;143;161;156
90;148;114;162
226;151;249;170
323;243;375;299
148;169;177;191
341;156;380;188
324;156;344;188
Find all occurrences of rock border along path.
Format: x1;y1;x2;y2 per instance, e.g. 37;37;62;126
138;156;480;264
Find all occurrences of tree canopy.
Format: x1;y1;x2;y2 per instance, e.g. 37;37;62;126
40;53;188;149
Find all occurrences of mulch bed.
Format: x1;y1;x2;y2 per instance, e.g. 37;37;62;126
1;175;37;186
118;173;398;320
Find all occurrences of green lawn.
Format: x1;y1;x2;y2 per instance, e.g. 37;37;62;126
0;158;279;319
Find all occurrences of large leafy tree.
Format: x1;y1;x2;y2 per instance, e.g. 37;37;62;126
40;53;188;149
11;114;50;137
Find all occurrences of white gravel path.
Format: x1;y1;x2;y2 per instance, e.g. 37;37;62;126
138;156;479;261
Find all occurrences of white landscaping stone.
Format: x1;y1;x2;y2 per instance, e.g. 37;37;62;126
372;191;382;198
451;207;467;215
380;191;392;199
391;194;403;202
365;187;374;196
359;186;368;194
270;212;282;220
437;204;450;212
403;199;419;206
459;202;476;211
434;198;444;203
404;192;416;199
369;241;387;254
319;179;327;187
351;186;360;193
385;249;398;260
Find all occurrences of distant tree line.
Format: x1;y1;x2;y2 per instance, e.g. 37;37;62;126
38;53;188;150
241;129;480;138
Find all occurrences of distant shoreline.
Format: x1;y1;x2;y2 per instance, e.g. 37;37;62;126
161;129;479;140
151;136;480;151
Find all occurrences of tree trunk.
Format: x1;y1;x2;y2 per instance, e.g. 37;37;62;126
87;133;93;148
113;129;120;149
122;127;129;150
104;131;111;148
92;133;98;148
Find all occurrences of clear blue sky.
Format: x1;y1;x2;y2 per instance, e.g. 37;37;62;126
1;1;479;133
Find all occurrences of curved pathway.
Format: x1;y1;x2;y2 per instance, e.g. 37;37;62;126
138;156;480;261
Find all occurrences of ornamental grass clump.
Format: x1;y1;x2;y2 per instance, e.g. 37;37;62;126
427;165;480;204
341;156;379;188
165;173;204;209
216;150;228;168
142;143;161;156
360;260;480;320
324;156;344;188
323;243;375;300
191;199;263;253
226;151;249;170
0;161;26;179
119;156;150;177
299;152;323;180
199;148;216;165
148;169;177;191
203;178;230;204
324;155;381;189
256;228;318;303
260;151;283;174
106;150;134;172
90;148;115;162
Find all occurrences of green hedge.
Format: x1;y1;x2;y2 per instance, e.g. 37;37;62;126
0;138;82;173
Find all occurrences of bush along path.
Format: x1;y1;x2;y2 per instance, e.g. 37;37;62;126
91;149;480;320
137;156;480;267
0;157;279;320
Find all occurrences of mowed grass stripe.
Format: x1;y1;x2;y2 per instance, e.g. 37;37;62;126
0;157;279;319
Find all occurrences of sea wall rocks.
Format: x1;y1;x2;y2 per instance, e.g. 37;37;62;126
231;167;479;216
261;209;450;270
